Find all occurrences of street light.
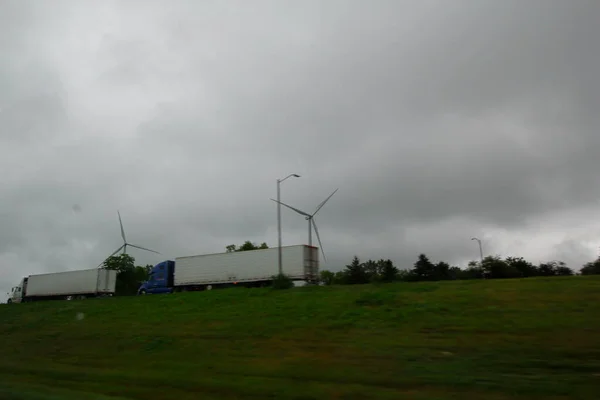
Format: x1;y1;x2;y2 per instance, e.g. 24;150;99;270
277;173;300;276
471;237;484;264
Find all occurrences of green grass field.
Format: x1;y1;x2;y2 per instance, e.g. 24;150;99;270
1;276;599;399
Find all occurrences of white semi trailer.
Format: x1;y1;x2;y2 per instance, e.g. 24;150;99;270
137;244;319;294
8;268;117;304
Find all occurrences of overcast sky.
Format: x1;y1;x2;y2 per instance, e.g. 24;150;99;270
1;0;599;300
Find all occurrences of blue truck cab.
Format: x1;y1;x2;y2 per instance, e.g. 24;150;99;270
138;260;176;295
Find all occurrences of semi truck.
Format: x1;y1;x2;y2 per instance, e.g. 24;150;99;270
137;244;319;295
8;268;118;304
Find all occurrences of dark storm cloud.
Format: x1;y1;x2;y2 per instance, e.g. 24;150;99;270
1;0;600;299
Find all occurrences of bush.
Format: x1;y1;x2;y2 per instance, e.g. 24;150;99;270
320;270;335;285
271;273;294;290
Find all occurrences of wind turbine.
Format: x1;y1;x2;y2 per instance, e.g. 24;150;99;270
97;211;160;268
270;189;338;262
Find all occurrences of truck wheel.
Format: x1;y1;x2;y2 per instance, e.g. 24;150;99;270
139;290;147;295
6;298;12;304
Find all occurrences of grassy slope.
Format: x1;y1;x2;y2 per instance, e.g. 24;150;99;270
1;277;599;400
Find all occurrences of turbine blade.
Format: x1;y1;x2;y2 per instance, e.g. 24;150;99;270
312;218;326;263
109;245;125;258
269;198;311;217
97;245;125;267
118;211;127;243
129;244;161;254
313;188;338;216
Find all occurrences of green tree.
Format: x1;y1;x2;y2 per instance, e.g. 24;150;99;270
505;256;537;277
433;261;452;280
411;254;436;281
101;254;150;296
363;259;381;283
581;258;600;275
460;262;485;279
343;256;369;284
481;255;521;279
361;259;398;283
448;266;462;280
555;264;574;276
102;253;135;274
536;260;561;276
537;261;555;276
333;270;348;284
319;270;335;285
226;241;269;252
379;259;399;282
536;260;572;276
396;269;414;281
134;265;151;283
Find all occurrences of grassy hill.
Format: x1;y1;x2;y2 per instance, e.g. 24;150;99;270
1;276;599;400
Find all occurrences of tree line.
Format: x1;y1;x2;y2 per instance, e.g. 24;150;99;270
100;240;600;295
320;253;600;285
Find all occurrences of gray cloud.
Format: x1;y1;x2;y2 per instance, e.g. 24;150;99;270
2;0;600;300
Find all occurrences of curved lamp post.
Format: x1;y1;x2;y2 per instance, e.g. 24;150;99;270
277;174;300;275
471;237;484;264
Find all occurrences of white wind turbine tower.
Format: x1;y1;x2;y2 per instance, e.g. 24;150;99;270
97;211;160;267
271;189;338;262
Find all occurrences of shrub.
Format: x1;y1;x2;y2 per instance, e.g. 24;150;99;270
271;273;294;290
320;270;335;285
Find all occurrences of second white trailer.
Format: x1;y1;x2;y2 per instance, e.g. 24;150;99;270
137;244;320;295
174;244;319;287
